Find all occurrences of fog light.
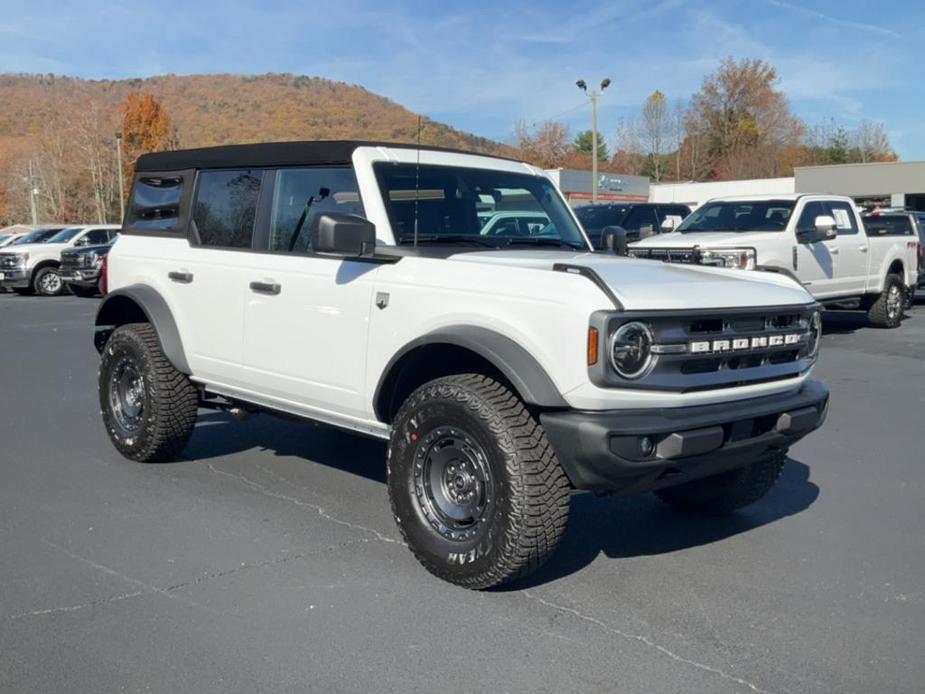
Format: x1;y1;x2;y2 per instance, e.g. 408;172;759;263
639;436;655;457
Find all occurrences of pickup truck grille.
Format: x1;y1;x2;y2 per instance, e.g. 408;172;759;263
60;252;92;270
593;305;818;392
628;247;701;264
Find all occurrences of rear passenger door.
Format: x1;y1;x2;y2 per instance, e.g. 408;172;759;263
240;166;379;423
171;168;264;386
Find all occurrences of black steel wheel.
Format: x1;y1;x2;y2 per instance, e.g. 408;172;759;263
99;323;198;462
388;374;570;589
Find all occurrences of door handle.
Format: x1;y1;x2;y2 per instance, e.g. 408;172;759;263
168;271;193;283
826;246;839;255
249;281;281;295
858;246;868;253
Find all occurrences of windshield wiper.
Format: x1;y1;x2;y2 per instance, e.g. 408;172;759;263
506;237;586;250
398;234;497;247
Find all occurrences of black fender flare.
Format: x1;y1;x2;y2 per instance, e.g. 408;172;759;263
94;284;191;374
374;326;569;421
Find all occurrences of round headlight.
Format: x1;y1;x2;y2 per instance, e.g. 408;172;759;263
807;311;822;358
610;321;654;379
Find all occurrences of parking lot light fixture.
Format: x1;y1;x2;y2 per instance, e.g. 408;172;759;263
576;78;611;203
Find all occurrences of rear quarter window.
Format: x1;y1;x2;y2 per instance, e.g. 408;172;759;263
127;174;185;231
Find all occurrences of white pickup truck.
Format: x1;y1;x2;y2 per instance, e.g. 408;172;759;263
630;194;920;328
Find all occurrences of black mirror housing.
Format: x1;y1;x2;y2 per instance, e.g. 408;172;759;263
600;226;629;256
312;213;376;256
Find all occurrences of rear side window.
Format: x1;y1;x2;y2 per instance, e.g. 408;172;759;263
193;170;262;249
622;206;658;233
130;175;184;230
863;215;914;237
268;167;363;253
575;205;628;229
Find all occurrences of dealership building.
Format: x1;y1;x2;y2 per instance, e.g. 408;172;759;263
648;160;925;210
545;169;649;206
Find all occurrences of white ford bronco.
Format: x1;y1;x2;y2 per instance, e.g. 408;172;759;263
630;194;920;328
95;142;829;588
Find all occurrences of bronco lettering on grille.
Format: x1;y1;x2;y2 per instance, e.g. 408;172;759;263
690;333;802;354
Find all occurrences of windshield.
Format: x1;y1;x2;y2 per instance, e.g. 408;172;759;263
375;163;588;249
46;227;84;244
574;205;629;230
678;201;794;233
11;228;62;245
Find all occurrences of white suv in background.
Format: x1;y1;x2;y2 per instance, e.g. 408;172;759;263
0;224;120;295
94;141;829;588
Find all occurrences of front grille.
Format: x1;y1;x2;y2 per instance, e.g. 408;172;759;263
591;304;817;392
61;252;96;270
629;247;700;264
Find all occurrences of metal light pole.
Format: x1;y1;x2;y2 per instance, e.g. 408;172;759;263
576;78;611;204
27;159;38;225
115;132;125;223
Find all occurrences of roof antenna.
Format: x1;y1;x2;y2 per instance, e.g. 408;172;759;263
413;115;422;248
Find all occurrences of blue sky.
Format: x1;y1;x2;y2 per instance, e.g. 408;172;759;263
2;0;923;158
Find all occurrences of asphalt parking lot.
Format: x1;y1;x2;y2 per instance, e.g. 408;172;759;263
1;293;923;694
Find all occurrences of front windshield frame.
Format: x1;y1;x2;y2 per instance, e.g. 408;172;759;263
677;200;795;233
46;227;85;244
373;163;590;250
11;228;62;245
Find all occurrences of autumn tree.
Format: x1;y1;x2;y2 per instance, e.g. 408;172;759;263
513;120;572;168
853;119;896;163
119;92;177;201
688;58;804;180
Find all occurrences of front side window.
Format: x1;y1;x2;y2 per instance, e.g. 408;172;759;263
827;202;858;235
575;205;629;230
678;201;794;233
193;170;262;249
375;164;587;249
83;229;112;245
268;167;363;253
622;206;657;233
796;201;830;232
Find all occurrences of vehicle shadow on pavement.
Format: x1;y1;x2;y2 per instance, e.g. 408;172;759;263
182;411;387;483
821;311;871;335
504;458;818;590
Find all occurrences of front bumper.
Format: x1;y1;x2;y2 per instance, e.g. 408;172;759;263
0;268;29;288
540;379;829;494
61;268;101;287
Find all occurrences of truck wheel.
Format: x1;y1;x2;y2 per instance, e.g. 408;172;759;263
33;266;64;296
388;374;570;589
99;323;198;462
867;273;904;328
654;450;786;516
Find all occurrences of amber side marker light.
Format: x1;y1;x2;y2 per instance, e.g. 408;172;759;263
587;327;599;366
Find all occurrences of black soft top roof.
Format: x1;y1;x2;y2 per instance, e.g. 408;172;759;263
136;140;517;172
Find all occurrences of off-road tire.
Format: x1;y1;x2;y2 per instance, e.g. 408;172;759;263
99;323;198;462
33;266;64;296
68;283;98;298
388;374;571;589
867;273;904;328
654;450;786;516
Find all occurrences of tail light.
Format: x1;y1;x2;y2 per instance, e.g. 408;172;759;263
100;253;109;296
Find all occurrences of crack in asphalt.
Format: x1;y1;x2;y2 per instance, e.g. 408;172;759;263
207;462;404;547
6;538;368;622
522;589;778;694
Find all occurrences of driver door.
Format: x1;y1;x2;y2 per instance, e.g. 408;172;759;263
794;200;838;297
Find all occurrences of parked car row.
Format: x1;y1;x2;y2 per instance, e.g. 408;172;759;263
0;224;120;296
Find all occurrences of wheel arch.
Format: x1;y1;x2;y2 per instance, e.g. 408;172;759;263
94;285;190;374
373;326;568;424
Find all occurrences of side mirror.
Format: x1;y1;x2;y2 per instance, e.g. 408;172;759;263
76;237;92;246
816;215;837;240
660;217;676;233
600;226;628;256
312;213;376;256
